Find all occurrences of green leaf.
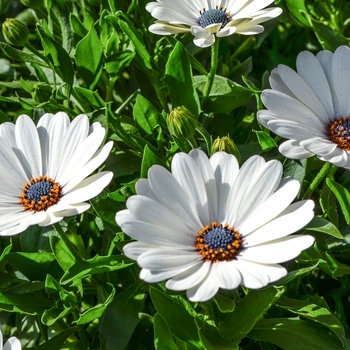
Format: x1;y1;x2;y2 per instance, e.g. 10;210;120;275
254;130;277;150
164;41;200;116
50;235;76;272
73;87;106;109
75;24;103;89
276;264;318;286
61;255;133;285
105;51;135;79
219;286;285;342
311;19;350;51
304;216;344;239
150;287;202;348
248;318;343;350
37;25;74;96
326;178;350;224
5;252;59;281
194;75;253;113
0;291;53;315
154;313;179;350
100;281;146;350
140;145;167;178
107;15;152;69
283;158;307;191
50;0;73;53
133;95;160;135
0;42;48;66
91;190;121;232
74;286;116;325
35;326;80;350
299;243;350;277
276;296;346;346
285;0;311;27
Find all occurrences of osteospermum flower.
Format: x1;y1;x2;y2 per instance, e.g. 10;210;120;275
0;330;21;350
258;45;350;169
0;112;113;236
116;150;314;302
145;0;282;47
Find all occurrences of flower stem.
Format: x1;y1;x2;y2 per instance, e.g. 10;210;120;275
303;161;334;200
201;38;220;108
53;223;84;263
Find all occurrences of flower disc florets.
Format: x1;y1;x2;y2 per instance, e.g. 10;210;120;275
196;222;242;262
198;7;231;29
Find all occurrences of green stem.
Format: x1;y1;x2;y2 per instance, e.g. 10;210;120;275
303;162;334;200
201;38;220;108
53;223;84;263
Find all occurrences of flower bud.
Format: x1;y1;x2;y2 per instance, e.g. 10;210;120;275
211;135;241;162
2;18;29;46
167;106;197;139
20;0;42;8
32;82;52;103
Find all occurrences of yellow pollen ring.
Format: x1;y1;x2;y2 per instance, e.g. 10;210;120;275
196;222;242;263
19;176;62;212
328;117;350;151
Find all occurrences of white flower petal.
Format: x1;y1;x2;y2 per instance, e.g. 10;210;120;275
211;261;242;289
15;115;42;178
140;267;190;283
148;165;203;231
239;177;301;235
61;172;112;204
189;149;217;223
244;200;314;246
210;152;239;223
123;241;160;260
138;249;201;271
332;46;350;118
240;235;315;264
299;137;337;156
166;261;210;290
4;336;22;350
186;271;219;302
279;140;315;159
172;152;210;226
116;210;195;248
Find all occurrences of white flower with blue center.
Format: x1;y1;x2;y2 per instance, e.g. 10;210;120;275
0;330;21;350
116;150;314;302
258;45;350;168
0;112;113;236
146;0;282;47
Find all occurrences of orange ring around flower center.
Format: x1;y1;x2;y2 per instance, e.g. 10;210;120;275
20;176;62;212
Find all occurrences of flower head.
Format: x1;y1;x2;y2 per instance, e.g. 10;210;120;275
258;45;350;169
0;112;113;236
116;149;314;302
0;330;21;350
146;0;282;47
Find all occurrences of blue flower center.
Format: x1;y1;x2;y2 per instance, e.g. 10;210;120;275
20;176;62;212
196;222;242;263
328;117;350;150
198;7;231;29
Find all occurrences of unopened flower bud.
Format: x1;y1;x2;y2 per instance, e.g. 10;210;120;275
211;135;241;162
20;0;43;8
167;106;197;139
32;82;52;103
2;18;29;46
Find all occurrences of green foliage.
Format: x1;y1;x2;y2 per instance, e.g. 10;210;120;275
0;0;348;349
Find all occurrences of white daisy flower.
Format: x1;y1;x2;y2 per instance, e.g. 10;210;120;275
0;112;113;236
116;150;314;302
258;45;350;169
145;0;282;47
0;330;21;350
